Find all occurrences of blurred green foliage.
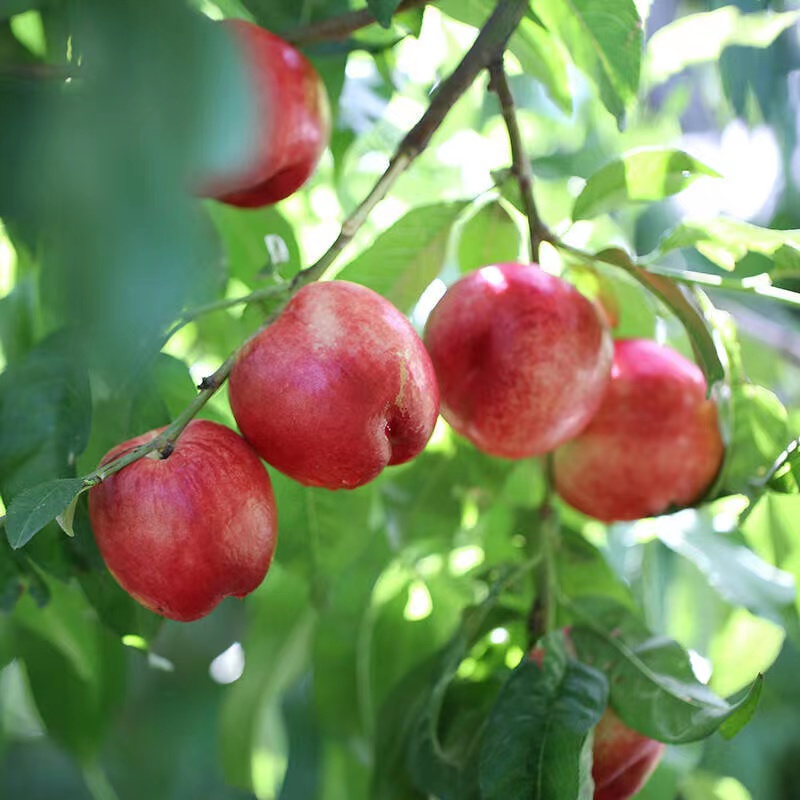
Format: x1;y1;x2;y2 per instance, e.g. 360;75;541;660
2;0;800;798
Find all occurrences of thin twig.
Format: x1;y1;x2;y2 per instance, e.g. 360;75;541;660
164;283;286;344
487;58;554;262
284;0;432;46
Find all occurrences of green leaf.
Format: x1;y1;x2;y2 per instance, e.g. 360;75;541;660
219;565;314;793
479;644;606;800
573;148;720;220
533;0;642;124
655;218;800;273
368;0;402;28
653;508;796;628
335;202;469;313
5;478;85;549
438;0;572;112
570;597;761;743
508;17;572;113
591;248;726;387
0;1;43;21
723;384;789;495
0;334;92;504
718;674;764;740
0;273;37;365
457;201;522;273
206;202;301;284
13;576;126;763
645;7;800;86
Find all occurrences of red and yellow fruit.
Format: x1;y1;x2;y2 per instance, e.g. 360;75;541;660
423;262;613;458
201;20;331;207
554;338;724;522
229;280;439;489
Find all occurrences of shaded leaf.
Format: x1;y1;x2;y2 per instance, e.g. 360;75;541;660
368;0;402;28
6;478;85;549
570;597;761;743
479;643;606;800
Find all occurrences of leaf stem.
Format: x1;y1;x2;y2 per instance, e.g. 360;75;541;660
487;58;555;262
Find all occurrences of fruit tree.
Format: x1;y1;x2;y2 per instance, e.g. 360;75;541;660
1;1;800;799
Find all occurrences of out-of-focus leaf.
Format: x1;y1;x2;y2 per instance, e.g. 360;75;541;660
533;0;642;124
206;200;301;284
0;334;91;504
590;248;726;387
13;577;125;762
723;384;789;496
645;7;800;86
457;201;522;273
0;273;37;364
219;565;314;793
570;597;761;743
655;218;800;273
0;1;43;21
439;1;572;112
335;202;469;312
5;478;84;549
651;509;796;629
367;0;402;28
573;148;720;220
479;641;606;800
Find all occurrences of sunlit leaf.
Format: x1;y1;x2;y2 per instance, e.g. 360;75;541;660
646;7;800;86
573;148;720;220
533;0;642;123
457;200;522;273
335;202;469;313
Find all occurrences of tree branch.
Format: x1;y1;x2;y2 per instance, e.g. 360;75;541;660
487;58;554;263
78;0;529;491
292;0;530;290
284;0;432;46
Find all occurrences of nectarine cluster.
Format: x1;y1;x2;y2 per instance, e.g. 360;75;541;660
424;262;724;522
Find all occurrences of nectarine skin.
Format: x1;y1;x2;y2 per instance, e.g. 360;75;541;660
423;263;613;458
554;338;724;522
592;709;665;800
530;646;664;799
204;21;330;207
229;281;439;489
89;419;278;622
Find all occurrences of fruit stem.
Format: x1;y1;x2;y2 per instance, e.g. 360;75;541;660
285;0;433;45
487;58;555;263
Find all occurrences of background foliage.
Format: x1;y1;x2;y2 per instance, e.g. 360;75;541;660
2;0;800;798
